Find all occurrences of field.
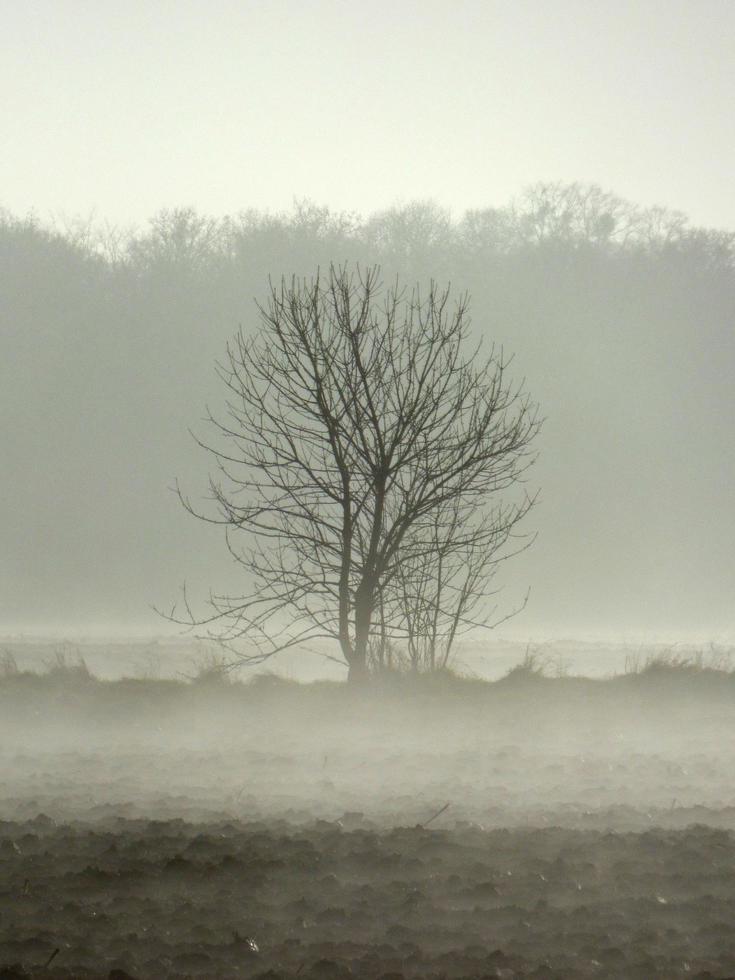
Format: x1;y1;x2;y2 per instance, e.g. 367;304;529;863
2;644;735;979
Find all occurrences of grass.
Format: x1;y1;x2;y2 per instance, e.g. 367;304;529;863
1;642;735;708
624;645;735;676
0;648;19;676
42;647;93;681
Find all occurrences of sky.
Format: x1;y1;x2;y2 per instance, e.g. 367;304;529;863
2;0;735;231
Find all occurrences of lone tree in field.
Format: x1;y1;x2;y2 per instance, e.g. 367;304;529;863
177;266;540;683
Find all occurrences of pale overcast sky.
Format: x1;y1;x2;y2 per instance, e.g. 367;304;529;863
3;0;734;229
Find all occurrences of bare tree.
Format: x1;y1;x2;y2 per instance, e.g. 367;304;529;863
174;265;540;684
391;495;527;674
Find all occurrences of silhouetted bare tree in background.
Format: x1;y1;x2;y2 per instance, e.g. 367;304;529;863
175;266;540;683
389;495;523;674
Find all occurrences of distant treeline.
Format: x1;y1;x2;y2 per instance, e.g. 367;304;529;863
4;181;734;271
1;183;734;636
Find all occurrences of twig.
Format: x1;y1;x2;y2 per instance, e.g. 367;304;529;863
44;948;60;968
421;802;450;828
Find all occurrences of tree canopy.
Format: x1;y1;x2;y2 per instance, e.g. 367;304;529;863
174;267;539;681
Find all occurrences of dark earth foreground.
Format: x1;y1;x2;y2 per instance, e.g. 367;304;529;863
3;815;735;980
3;662;735;978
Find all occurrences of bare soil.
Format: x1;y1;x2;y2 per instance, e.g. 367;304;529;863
2;665;735;979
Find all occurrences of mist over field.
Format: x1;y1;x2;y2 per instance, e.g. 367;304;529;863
2;188;734;645
2;1;735;978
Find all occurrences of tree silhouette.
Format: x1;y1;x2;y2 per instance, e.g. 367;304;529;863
174;266;539;683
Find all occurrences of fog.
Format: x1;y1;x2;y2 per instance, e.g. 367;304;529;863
1;190;734;644
3;659;735;825
3;3;735;977
4;660;735;976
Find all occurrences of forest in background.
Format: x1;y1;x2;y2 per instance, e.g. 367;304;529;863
1;183;733;641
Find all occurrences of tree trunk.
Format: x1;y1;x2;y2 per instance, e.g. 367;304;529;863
347;656;369;685
348;582;374;685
